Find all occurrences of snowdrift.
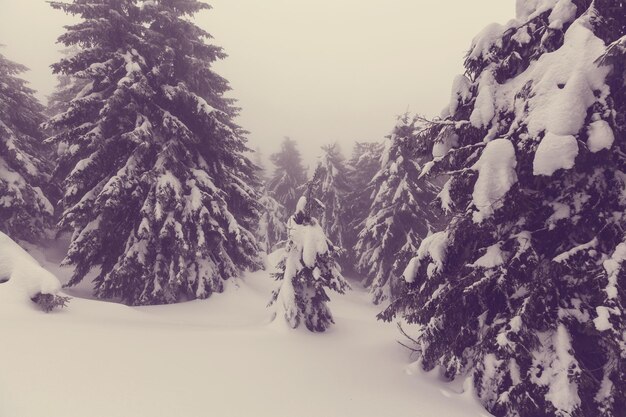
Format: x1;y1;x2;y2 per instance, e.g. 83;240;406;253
0;231;63;312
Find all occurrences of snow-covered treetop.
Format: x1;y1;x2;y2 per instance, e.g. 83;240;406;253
314;143;350;247
342;141;384;263
0;52;45;141
267;137;307;213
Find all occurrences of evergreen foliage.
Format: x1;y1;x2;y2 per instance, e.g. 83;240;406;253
32;292;72;313
47;0;262;305
355;115;441;304
382;2;626;416
343;140;383;259
0;50;53;242
46;47;89;119
315;143;351;249
257;192;287;253
255;148;287;253
270;167;348;332
267;137;307;214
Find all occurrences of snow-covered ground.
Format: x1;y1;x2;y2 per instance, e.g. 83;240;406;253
1;242;493;417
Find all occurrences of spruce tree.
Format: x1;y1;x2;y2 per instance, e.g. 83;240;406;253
267;137;307;213
257;192;287;253
0;50;53;242
254;148;287;253
382;3;626;417
47;0;262;305
46;47;88;119
251;146;268;182
355;115;441;304
270;167;348;332
315;143;351;248
343;140;383;258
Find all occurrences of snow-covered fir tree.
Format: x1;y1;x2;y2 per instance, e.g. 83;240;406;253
343;141;383;269
46;47;88;119
47;76;90;121
382;2;626;416
355;115;441;304
251;146;269;183
267;137;307;214
270;167;349;332
254;148;287;253
47;0;262;305
315;143;351;248
0;50;53;242
257;192;287;253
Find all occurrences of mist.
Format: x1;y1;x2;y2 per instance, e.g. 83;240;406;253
0;0;513;167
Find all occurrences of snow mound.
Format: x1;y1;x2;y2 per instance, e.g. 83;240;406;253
471;243;505;268
586;119;614;153
469;71;496;128
548;0;577;29
403;231;449;282
468;22;514;62
472;139;518;222
285;217;330;269
447;75;472;117
0;232;62;309
523;20;609;138
533;133;578;176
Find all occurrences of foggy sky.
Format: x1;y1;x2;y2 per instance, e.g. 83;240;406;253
0;0;513;166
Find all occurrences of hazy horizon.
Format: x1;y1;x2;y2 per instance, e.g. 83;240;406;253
0;0;513;167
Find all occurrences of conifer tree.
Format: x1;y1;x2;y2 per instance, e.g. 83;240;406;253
267;137;307;213
270;167;348;332
254;147;287;253
0;50;53;242
355;115;441;304
382;3;626;416
250;147;266;181
47;0;262;305
257;192;287;253
46;48;88;119
315;143;351;248
343;140;383;257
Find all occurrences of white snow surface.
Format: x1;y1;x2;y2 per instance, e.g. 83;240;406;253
593;306;614;331
467;16;609;177
295;195;307;214
602;242;626;300
472;139;517;223
531;326;581;414
586;119;615;153
471;243;505;268
0;243;494;417
516;0;575;24
0;232;61;309
533;133;578;176
446;75;472;117
403;231;449;282
524;20;609;137
548;0;577;29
